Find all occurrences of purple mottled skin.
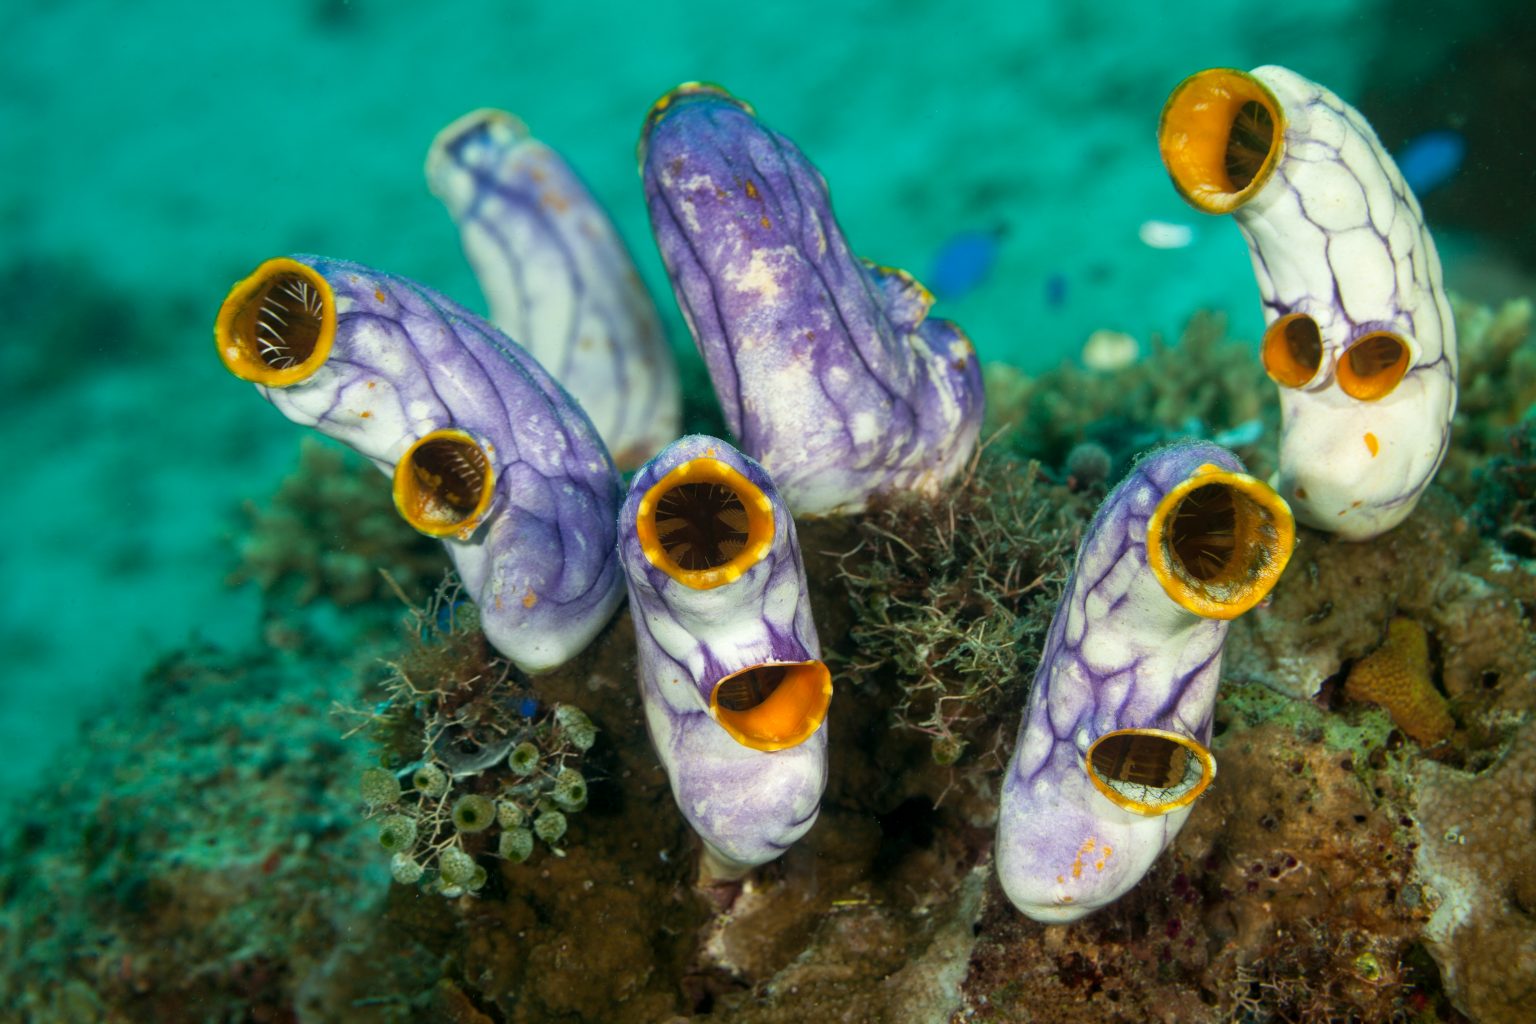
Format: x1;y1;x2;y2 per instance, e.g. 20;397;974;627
254;255;622;674
619;435;826;875
641;88;984;516
997;441;1244;922
427;111;682;470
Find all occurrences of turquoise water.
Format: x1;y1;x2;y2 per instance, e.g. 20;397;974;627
0;0;1521;814
5;3;1536;1021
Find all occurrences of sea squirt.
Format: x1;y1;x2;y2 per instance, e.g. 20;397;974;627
427;109;681;470
215;254;623;674
618;434;831;881
997;440;1293;922
641;83;984;516
1159;65;1457;540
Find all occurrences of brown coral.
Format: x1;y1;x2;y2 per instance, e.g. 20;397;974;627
961;713;1430;1023
1416;719;1536;1024
1344;618;1454;746
1226;489;1536;715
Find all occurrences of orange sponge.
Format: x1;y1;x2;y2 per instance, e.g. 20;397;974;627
1344;618;1453;746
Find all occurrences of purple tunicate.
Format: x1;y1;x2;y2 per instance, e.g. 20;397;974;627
641;84;984;516
997;440;1294;922
618;434;830;880
215;254;623;674
427;109;682;470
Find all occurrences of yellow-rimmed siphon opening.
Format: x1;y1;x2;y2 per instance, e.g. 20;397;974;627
1336;332;1410;401
637;82;754;166
1086;728;1215;816
1261;312;1324;388
1147;463;1295;619
392;429;495;539
711;660;832;752
215;257;336;387
1158;68;1284;214
636;457;775;589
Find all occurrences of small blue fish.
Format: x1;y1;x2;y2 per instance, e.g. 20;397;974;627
1044;271;1068;310
926;224;1007;302
1395;130;1465;196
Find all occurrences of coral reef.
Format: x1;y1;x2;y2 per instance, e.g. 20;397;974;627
1344;617;1454;746
10;404;1535;1020
0;640;380;1021
989;312;1276;485
965;288;1534;1020
833;449;1086;767
342;581;597;895
33;71;1536;1014
303;591;1005;1023
1415;719;1536;1024
229;437;445;607
20;17;1536;1018
965;699;1435;1022
1224;487;1536;708
1218;488;1536;1021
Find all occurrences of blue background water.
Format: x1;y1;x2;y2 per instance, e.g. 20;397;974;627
0;0;1523;799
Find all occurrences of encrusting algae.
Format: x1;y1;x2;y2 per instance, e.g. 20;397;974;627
1344;618;1456;747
